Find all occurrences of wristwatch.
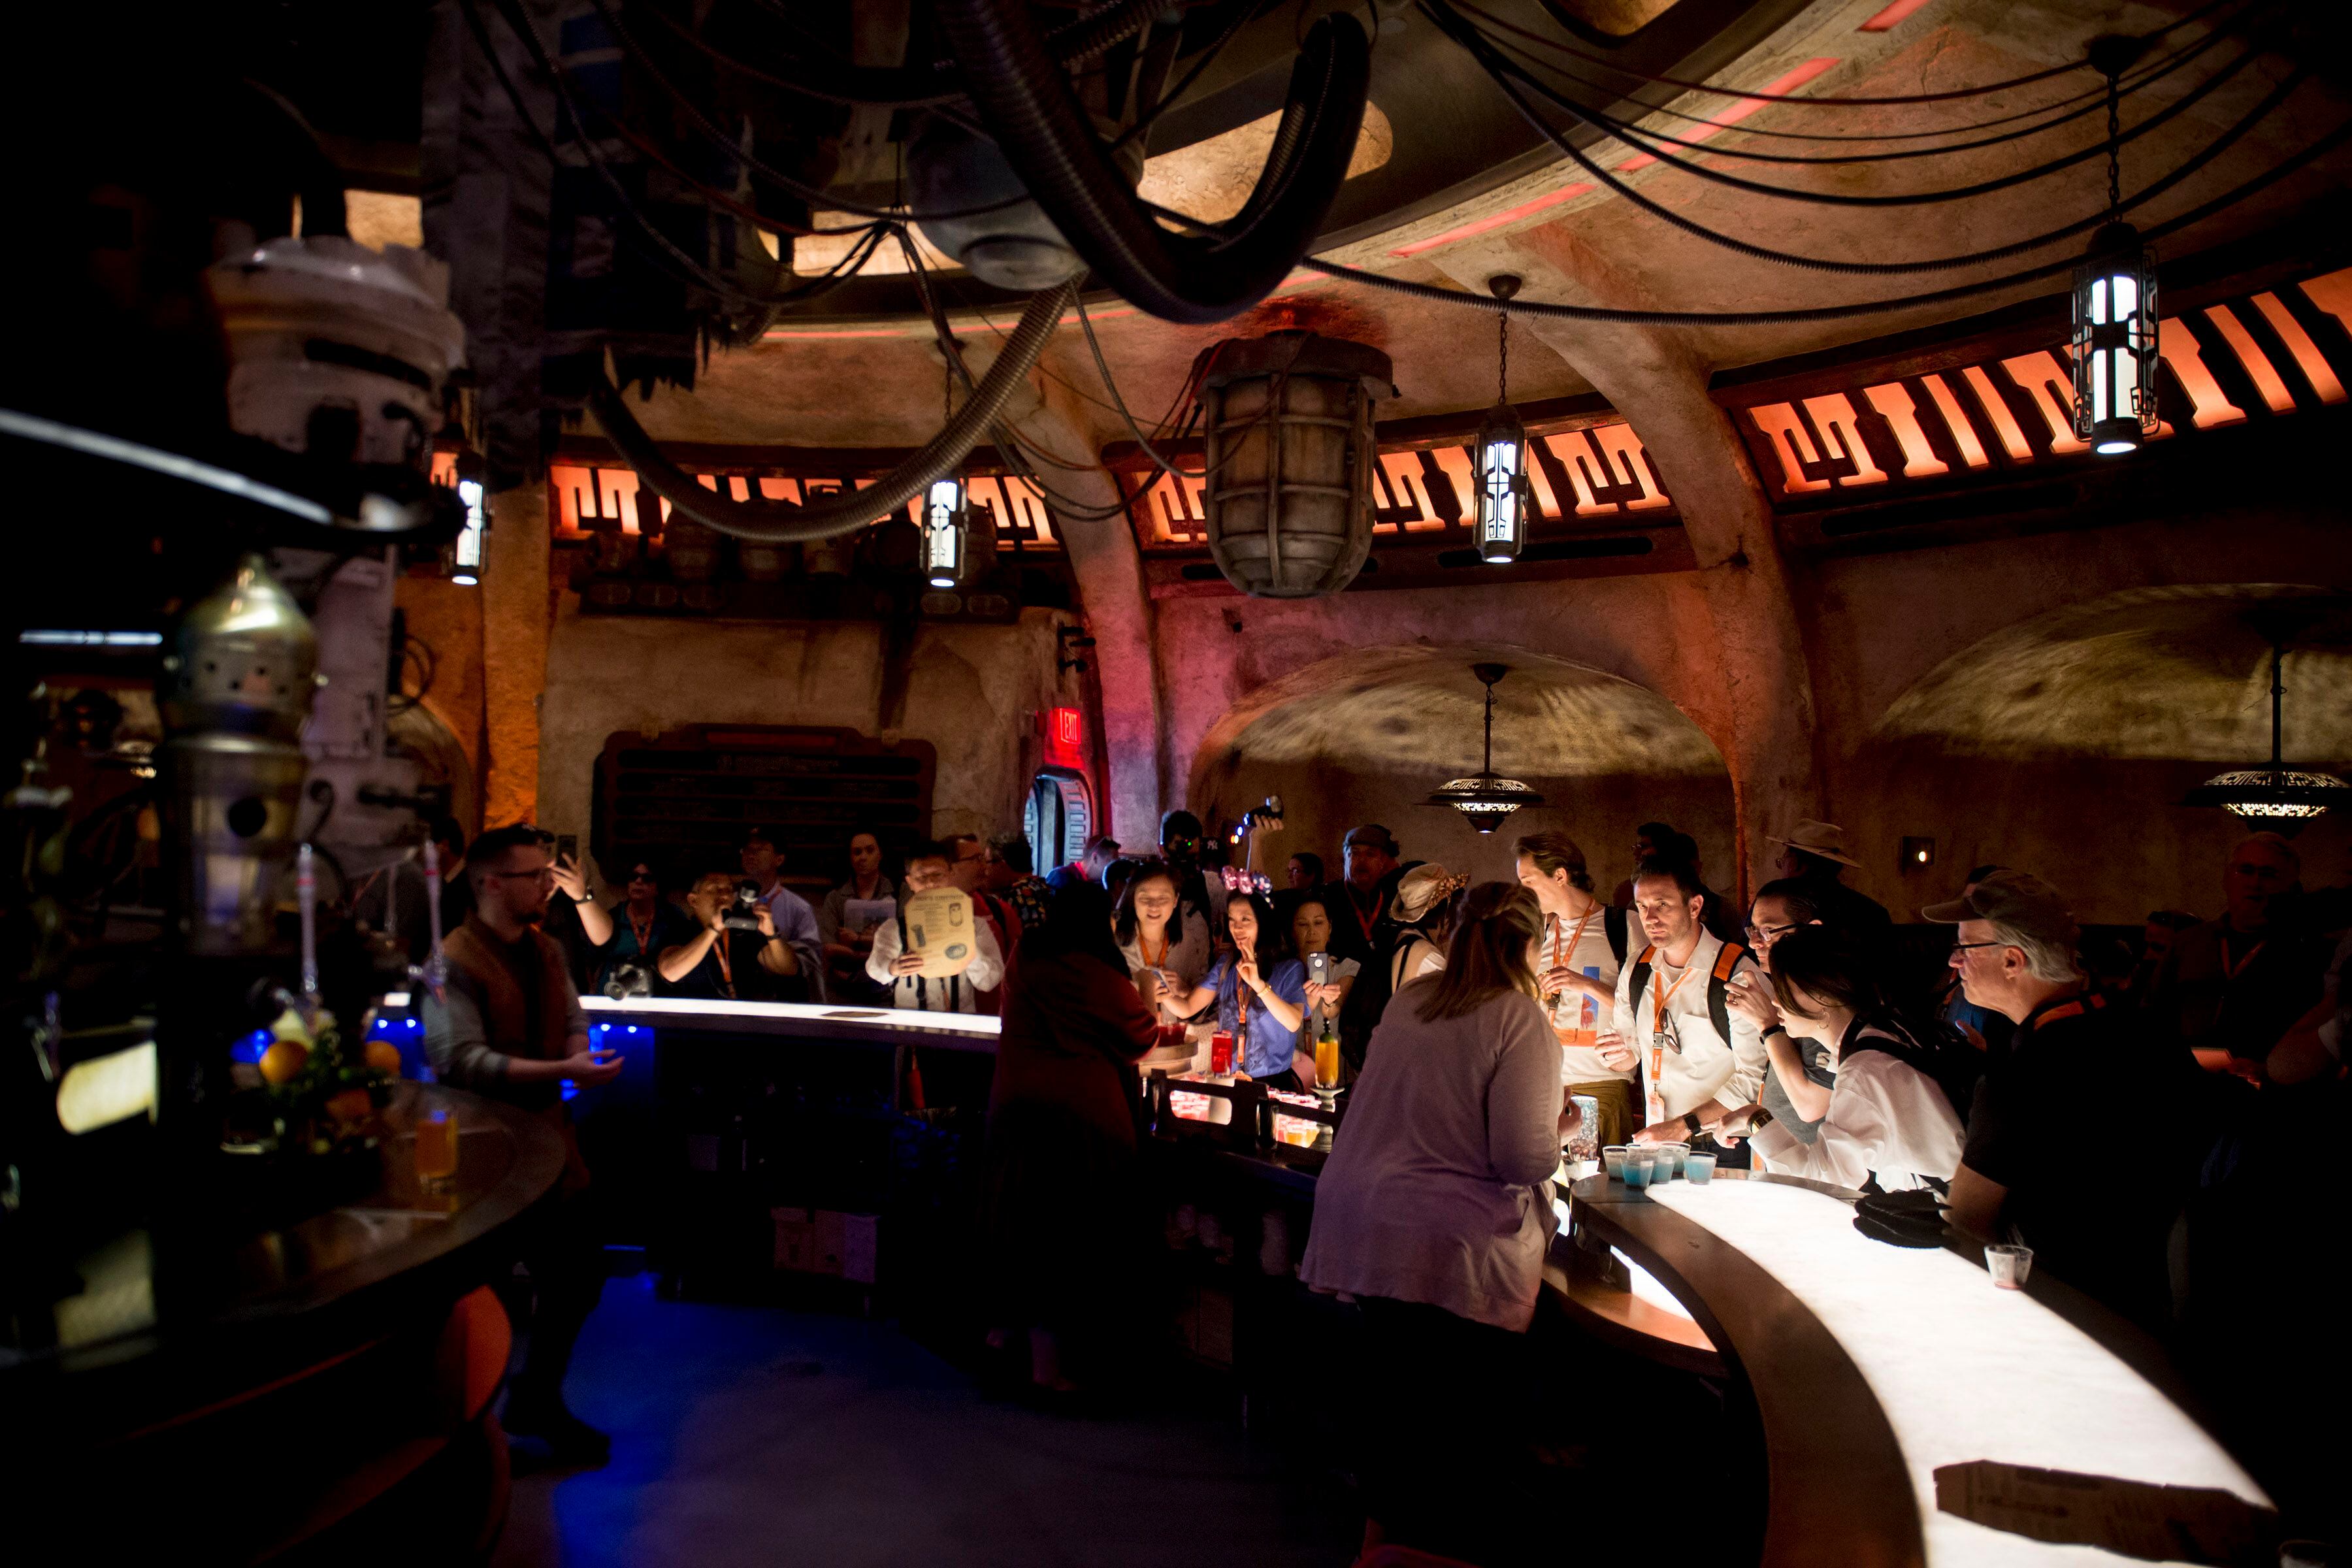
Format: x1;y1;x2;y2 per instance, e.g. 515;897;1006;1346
1682;1111;1703;1135
1762;1023;1788;1039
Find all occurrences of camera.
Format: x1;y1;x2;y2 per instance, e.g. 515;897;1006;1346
604;961;652;1000
723;878;766;933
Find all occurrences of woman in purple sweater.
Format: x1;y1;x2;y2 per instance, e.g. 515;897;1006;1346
1301;881;1573;1566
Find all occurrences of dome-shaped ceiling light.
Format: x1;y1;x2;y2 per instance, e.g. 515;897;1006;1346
2072;37;2160;457
1428;662;1544;832
2182;630;2351;823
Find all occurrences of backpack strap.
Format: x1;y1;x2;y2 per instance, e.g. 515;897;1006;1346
1604;905;1629;964
1707;939;1750;1046
1626;943;1658;1032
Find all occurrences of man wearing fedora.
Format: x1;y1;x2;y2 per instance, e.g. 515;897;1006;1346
1769;821;1893;951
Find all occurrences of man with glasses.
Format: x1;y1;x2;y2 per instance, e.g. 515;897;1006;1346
1930;870;2195;1327
424;824;625;1462
2140;833;2328;1074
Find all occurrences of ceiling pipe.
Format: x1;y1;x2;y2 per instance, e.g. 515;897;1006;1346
936;0;1371;325
584;280;1076;543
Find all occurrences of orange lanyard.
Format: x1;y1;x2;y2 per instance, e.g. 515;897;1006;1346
2219;939;2265;981
1648;960;1698;1082
713;932;734;994
1139;928;1169;973
629;907;657;955
1548;909;1596;1024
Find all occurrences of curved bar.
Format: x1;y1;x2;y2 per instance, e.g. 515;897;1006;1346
585;994;1000;1054
1571;1171;1925;1567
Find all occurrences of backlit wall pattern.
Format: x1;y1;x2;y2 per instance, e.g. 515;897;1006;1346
544;463;1066;550
1120;419;1674;551
1733;267;2352;504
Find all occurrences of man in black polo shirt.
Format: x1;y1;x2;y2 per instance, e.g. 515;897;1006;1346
1930;870;2197;1327
1320;824;1405;1069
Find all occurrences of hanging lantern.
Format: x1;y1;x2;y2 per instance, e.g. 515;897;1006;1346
449;477;487;585
1477;402;1529;564
2071;222;2159;455
1199;331;1396;598
924;476;969;589
2181;629;2350;823
1428;662;1544;833
1476;274;1529;563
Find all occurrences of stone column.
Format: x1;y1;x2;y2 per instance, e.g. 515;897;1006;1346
1438;232;1821;898
1009;349;1168;840
480;482;551;828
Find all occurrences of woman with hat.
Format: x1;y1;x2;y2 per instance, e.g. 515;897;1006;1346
1388;865;1468;993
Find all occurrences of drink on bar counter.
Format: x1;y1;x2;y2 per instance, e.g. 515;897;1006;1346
1313;1020;1341;1088
1209;1030;1234;1078
414;1106;457;1190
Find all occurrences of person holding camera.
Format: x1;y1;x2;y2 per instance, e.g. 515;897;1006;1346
657;870;807;1002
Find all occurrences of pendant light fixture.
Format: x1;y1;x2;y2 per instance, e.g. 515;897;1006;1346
2071;37;2160;457
2182;628;2351;823
924;361;970;589
1475;275;1530;564
1428;662;1544;832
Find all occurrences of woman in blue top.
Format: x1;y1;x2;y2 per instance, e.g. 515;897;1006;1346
1171;892;1312;1089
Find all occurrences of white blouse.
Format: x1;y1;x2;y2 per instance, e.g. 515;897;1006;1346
1749;1036;1963;1192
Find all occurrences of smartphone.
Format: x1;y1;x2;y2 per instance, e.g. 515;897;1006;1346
1308;951;1330;984
556;834;578;863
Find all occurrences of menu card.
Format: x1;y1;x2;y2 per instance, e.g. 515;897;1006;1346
1934;1460;2276;1565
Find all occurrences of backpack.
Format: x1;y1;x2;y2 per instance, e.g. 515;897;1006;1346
1625;938;1752;1047
1842;1015;1982;1123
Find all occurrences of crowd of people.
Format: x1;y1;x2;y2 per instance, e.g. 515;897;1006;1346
395;805;2349;1544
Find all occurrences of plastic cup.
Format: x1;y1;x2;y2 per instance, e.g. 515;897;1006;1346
1603;1145;1631;1181
1620;1152;1654;1191
1684;1152;1716;1184
1654;1142;1688;1181
1985;1243;2033;1289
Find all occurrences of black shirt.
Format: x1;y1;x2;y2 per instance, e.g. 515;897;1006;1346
661;928;798;1002
1962;990;2194;1326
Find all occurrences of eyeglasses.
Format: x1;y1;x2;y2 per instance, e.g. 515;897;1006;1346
628;870;657;883
1745;921;1797;940
1949;940;2008;957
953;853;985;867
487;867;556;885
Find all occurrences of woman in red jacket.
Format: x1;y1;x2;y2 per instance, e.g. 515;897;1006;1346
981;881;1164;1398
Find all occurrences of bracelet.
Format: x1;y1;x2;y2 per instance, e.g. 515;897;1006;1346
1763;1023;1788;1039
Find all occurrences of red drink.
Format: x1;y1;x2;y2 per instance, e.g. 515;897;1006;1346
1209;1030;1234;1077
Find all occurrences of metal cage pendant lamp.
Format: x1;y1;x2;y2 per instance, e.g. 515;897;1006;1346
1476;275;1531;563
2071;37;2161;457
1428;662;1544;832
2182;629;2351;825
924;362;971;589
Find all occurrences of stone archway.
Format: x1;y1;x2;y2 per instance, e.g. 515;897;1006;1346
1848;584;2352;921
1188;642;1735;889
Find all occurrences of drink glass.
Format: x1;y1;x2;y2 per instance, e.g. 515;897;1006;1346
1985;1243;2033;1289
1620;1152;1654;1191
1653;1143;1688;1181
1566;1094;1600;1166
414;1107;457;1190
1603;1145;1631;1181
1684;1152;1717;1184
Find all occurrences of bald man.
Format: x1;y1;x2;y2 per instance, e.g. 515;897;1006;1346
2142;833;2331;1072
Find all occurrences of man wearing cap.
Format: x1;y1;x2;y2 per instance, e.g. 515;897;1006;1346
2140;833;2329;1073
1771;821;1893;965
739;826;823;996
1930;870;2196;1327
1158;809;1228;933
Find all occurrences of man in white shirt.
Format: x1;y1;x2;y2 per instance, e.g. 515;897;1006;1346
1607;856;1767;1147
866;840;1004;1014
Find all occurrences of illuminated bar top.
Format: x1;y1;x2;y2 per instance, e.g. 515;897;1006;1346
1578;1174;2267;1566
582;995;1000;1052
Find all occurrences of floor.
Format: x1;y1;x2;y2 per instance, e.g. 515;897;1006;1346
493;1274;1361;1568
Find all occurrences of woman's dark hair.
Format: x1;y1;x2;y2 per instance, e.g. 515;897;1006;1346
1111;859;1182;945
1022;881;1127;973
1289;851;1324;885
1415;883;1544;1023
1765;926;1886;1045
1224;889;1288;973
1750;877;1823;926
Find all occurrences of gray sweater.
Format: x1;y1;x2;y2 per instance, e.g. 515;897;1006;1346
1300;988;1563;1331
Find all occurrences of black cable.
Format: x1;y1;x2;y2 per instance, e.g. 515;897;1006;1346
1299;110;2352;325
1422;1;2308;276
1435;1;2264;211
725;0;1167;108
1456;0;2248;147
1473;13;2247;167
1106;1;1256;154
1448;0;2238;107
